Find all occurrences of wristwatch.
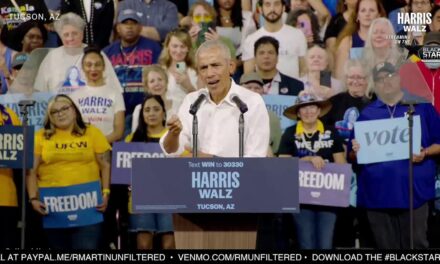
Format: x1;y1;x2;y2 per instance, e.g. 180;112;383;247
28;197;39;203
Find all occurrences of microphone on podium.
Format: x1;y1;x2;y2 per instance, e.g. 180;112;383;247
230;93;248;113
18;100;36;115
189;90;208;115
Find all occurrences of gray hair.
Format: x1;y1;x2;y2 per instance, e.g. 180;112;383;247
195;40;231;66
364;17;396;49
362;17;407;72
342;59;373;97
54;12;86;36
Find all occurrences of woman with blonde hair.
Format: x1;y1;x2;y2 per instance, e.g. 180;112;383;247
334;0;386;78
158;29;198;112
131;64;175;132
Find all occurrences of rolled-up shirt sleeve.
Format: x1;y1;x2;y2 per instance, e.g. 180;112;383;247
159;95;191;157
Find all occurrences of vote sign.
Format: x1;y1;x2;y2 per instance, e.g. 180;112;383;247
354;116;421;164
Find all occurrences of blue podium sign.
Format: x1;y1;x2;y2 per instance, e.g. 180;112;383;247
299;161;352;207
111;142;164;184
132;158;299;213
0;126;34;168
39;181;103;228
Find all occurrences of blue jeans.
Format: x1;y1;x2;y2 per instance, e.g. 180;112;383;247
293;206;337;249
45;223;103;249
129;213;174;233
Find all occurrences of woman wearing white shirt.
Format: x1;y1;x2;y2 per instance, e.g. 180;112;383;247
70;46;125;143
214;0;256;58
34;12;122;95
158;29;198;114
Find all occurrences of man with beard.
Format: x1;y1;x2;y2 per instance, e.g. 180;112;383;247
102;8;161;249
242;0;307;79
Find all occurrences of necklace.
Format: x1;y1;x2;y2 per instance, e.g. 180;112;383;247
304;131;315;139
300;132;322;154
386;104;397;118
221;16;231;24
120;45;138;65
80;0;95;45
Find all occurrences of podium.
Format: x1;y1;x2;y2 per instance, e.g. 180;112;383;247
173;213;257;249
131;158;299;249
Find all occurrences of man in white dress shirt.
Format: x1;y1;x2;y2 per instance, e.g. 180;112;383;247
161;40;269;157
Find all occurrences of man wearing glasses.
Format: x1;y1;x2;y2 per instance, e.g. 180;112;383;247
349;62;440;248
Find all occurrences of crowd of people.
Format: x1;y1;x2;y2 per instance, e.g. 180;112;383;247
0;0;439;250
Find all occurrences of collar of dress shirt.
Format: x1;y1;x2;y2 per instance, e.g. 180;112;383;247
203;78;239;107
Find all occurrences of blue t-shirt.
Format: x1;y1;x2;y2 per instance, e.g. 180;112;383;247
352;99;440;209
103;37;161;115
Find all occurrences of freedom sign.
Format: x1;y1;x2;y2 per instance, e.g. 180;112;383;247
39;181;103;228
299;161;352;207
354;116;421;164
0;126;34;169
111;142;165;185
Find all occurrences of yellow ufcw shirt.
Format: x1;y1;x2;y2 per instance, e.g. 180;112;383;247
0;107;21;207
35;125;111;188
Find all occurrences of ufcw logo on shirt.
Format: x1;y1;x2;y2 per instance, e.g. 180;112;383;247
55;141;87;149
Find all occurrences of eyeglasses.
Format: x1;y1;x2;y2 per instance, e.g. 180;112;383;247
50;105;71;116
193;15;212;24
374;72;397;84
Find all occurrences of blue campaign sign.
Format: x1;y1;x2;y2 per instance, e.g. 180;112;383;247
39;181;103;229
132;158;299;213
0;126;34;169
111;142;165;185
0;92;54;131
354;116;421;164
299;161;352;207
350;47;364;60
263;94;296;132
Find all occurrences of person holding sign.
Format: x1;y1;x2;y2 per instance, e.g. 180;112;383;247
278;92;346;249
350;62;440;249
0;104;21;248
126;95;175;250
26;95;111;249
161;40;269;157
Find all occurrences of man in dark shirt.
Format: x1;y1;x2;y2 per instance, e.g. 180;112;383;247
254;36;304;96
